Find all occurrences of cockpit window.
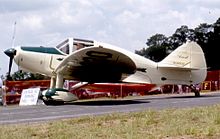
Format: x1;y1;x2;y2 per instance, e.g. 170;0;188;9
72;39;94;52
21;46;64;55
73;43;85;51
56;39;69;54
58;44;69;54
55;38;94;54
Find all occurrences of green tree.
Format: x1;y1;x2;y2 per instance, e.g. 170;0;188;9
146;34;169;47
144;45;168;62
207;17;220;70
135;34;169;62
194;23;214;69
168;25;195;50
9;70;49;81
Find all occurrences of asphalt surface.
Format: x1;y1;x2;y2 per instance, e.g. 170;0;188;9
1;92;220;125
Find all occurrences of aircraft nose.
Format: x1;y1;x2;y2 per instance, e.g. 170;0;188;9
4;48;16;57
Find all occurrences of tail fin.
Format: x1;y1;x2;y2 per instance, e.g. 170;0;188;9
158;41;206;70
158;41;207;84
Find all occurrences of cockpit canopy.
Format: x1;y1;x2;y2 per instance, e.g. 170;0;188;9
56;38;94;54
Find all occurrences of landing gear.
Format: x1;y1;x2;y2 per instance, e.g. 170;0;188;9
41;72;82;105
41;88;78;105
193;89;200;97
40;73;70;105
190;85;200;97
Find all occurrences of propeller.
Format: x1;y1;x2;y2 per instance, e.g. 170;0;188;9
4;48;16;80
4;22;17;80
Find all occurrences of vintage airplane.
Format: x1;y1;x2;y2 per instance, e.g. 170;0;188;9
4;38;207;105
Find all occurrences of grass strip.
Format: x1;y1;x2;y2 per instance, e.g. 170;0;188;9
1;105;220;139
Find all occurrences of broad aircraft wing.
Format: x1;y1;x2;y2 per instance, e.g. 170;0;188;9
55;45;137;82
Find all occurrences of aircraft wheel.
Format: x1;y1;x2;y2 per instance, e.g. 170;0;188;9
194;90;200;97
189;85;200;97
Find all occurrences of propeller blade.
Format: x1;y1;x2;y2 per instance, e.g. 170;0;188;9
4;48;16;80
8;57;13;77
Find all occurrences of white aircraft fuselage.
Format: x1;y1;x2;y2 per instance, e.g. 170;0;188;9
4;38;207;104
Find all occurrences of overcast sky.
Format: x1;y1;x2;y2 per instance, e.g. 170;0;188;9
0;0;219;76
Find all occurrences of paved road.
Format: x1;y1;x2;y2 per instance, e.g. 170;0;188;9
1;92;220;124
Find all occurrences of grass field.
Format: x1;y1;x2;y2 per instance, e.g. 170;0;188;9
1;105;220;139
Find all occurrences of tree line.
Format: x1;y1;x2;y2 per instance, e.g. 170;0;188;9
135;17;220;71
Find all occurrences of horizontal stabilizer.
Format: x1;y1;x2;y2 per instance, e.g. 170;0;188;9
158;64;199;70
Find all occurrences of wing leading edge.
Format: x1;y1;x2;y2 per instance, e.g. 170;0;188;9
55;45;136;82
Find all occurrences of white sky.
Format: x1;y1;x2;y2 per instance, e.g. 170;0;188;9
0;0;219;76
